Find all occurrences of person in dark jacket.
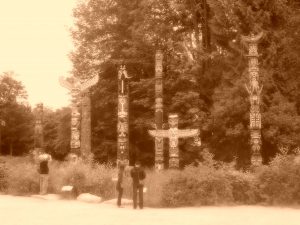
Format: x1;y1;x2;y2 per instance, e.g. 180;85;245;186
130;162;146;209
38;152;52;195
116;164;125;207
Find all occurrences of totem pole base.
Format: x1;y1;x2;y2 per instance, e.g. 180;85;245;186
251;153;262;166
155;162;164;170
117;159;129;168
169;157;179;169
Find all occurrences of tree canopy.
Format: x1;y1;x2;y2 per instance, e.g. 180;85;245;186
70;0;300;167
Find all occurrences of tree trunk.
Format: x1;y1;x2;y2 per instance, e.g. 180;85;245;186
9;142;13;156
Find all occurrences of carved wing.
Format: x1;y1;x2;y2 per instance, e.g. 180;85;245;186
241;32;264;43
148;130;170;138
177;129;199;138
59;76;73;90
81;75;99;92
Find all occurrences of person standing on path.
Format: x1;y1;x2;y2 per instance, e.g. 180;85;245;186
130;162;146;209
116;164;125;207
38;152;52;195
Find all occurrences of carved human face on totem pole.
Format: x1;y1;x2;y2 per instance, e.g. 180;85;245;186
168;114;179;129
251;130;261;152
168;114;179;160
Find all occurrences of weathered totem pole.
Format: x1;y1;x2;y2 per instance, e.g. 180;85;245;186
80;75;99;158
34;103;44;154
149;114;199;168
59;77;81;156
154;50;164;170
59;75;98;158
242;32;263;165
117;66;131;167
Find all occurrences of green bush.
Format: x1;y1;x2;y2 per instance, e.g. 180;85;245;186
2;154;300;208
256;155;300;205
226;171;258;204
6;161;39;195
49;160;119;199
161;166;235;207
0;161;8;192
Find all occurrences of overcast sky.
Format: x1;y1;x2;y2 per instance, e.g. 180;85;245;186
0;0;79;109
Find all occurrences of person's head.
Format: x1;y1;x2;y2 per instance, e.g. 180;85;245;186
135;161;141;168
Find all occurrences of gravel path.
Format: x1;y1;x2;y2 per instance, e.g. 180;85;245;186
0;195;300;225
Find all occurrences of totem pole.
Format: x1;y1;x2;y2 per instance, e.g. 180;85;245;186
149;114;199;168
59;75;98;158
154;50;164;170
80;75;99;158
34;103;44;154
242;32;263;165
117;66;131;167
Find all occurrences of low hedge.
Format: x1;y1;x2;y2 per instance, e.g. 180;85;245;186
0;154;300;207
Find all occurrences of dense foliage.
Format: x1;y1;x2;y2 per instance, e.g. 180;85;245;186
0;72;33;156
1;154;300;207
0;72;71;158
71;0;300;167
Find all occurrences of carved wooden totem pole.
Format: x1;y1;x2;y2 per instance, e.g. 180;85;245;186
59;75;98;158
60;77;81;156
80;75;99;158
242;33;263;165
149;114;199;168
117;66;131;167
154;50;164;170
34;103;44;153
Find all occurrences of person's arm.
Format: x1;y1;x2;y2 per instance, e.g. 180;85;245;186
140;170;146;180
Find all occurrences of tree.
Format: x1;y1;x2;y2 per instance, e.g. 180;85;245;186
0;72;33;156
71;0;300;167
43;107;71;160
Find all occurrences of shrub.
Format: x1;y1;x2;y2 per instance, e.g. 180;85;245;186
2;154;300;208
256;155;300;205
49;160;118;200
0;161;8;192
161;165;235;207
144;169;168;207
6;161;39;195
226;171;258;204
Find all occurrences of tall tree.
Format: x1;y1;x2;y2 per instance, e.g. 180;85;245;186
71;0;300;167
0;72;33;156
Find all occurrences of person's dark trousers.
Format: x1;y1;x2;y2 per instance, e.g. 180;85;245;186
133;184;144;209
117;187;123;207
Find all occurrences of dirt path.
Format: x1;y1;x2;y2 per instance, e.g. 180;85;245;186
0;195;299;225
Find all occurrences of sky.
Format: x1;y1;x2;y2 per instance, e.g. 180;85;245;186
0;0;79;109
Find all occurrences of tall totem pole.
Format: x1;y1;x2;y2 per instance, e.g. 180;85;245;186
154;50;164;169
242;32;263;165
34;103;44;154
59;75;98;158
117;66;131;167
80;75;99;158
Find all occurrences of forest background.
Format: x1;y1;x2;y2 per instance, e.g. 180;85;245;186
0;0;299;169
